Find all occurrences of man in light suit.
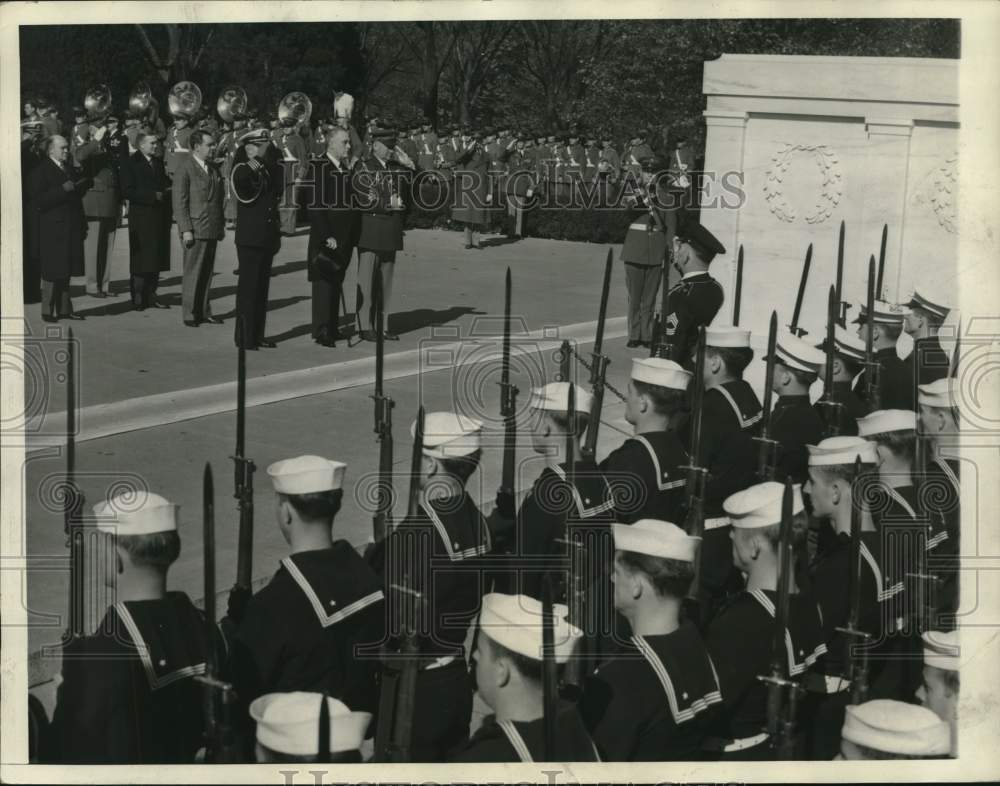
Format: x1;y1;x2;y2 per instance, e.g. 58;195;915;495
172;129;225;327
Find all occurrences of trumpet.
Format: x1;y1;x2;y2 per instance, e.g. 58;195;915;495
84;84;111;120
217;86;248;124
168;80;203;120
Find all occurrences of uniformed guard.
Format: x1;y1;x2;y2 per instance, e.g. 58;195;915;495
229;455;384;724
452;593;599;762
47;491;219;763
764;331;827;484
579;519;722;760
916;629;959;756
916;377;961;575
417;122;438;172
582;135;600;183
164;111;193;180
600;358;691;524
815;325;870;436
852;300;914;410
74;113;121;299
837;699;951;759
903;290;953;387
663;218;726;364
598;134;620;183
703;482;828;760
623;129;653;180
250;693;370;763
276;116;309;235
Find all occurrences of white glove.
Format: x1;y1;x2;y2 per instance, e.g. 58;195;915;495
325;237;338;250
486;192;493;204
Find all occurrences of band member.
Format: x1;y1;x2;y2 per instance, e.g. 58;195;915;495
837;699;951;760
453;593;600;762
582;135;600;183
623;129;653;181
69;105;89;160
917;630;959;756
307;126;359;347
580;519;722;761
355;126;409;341
232;127;283;350
277;117;309;235
46;491;220;763
703;482;827;760
173;129;225;327
250;694;370;763
417;122;438;172
230;455;384;717
452;129;490;250
27;135;88;322
163;111;192;179
121;132;172;310
74;115;120;298
597;134;620;183
600;359;691;524
219;111;248;229
663;218;726;364
764;332;827;484
815;326;870;435
903;290;953;386
852;300;914;410
503;132;533;239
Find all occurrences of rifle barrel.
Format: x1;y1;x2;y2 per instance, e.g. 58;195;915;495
876;224;888;298
733;245;744;327
407;407;425;519
835;220;845;309
592;249;613;357
790;244;812;333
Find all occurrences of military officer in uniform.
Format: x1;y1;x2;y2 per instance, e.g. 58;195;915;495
46;491;220;763
852;300;914;410
451;128;490;250
163;110;193;180
838;699;951;760
917;377;961;582
276;116;309;235
452;593;600;762
579;519;722;761
903;290;953;386
229;455;385;722
600;358;691;524
597;134;620;184
250;693;370;763
74;115;120;299
582;135;600;184
663;218;726;363
417;122;438;172
764;332;827;484
916;630;960;756
623;129;653;181
815;325;870;436
703;482;828;760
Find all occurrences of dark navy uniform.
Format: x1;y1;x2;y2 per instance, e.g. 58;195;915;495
771;395;826;485
814;380;869;437
451;702;600;762
47;592;218;763
910;336;951;387
920;456;960;618
665;271;724;364
599;431;689;525
580;623;722;761
704;588;827;759
232;543;385;713
853;347;915;411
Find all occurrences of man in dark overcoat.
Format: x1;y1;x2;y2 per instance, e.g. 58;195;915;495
451;129;489;250
75;116;120;298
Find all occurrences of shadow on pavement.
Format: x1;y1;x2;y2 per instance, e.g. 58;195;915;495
389;305;485;336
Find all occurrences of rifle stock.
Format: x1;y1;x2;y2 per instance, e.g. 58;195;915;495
682;327;708;623
232;314;256;591
373;271;395;542
541;575;558;761
496;268;518;519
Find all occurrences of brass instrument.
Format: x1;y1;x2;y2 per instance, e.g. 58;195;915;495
128;81;152;119
84;84;111;120
217;86;248;124
277;91;312;128
333;91;354;124
167;80;203;120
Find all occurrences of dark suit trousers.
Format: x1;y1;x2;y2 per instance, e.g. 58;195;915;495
40;279;73;318
235;244;274;347
181;239;217;322
625;262;662;342
130;274;159;308
311;276;345;339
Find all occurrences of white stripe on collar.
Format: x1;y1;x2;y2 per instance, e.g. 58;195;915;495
114;602;206;691
633;436;687;492
631;635;721;724
498;720;534;762
419;500;492;561
547;464;617;517
933;457;960;494
747;589;828;675
280;557;384;627
714;386;762;431
886;487;917;520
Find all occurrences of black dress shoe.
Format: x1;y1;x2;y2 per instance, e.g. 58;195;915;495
359;329;377;342
259;340;277;349
383;332;400;341
42;315;57;323
203;316;224;325
626;339;641;348
88;291;107;299
464;244;474;250
63;314;85;321
314;337;337;348
184;320;200;327
134;305;146;312
151;302;170;309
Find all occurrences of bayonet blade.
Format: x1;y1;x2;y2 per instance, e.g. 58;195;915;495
733;245;744;327
593;248;613;357
835;221;846;326
789;243;812;335
876;224;888;299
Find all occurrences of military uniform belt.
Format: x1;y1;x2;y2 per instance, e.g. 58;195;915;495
702;731;769;753
804;672;851;695
628;221;662;232
704;516;731;531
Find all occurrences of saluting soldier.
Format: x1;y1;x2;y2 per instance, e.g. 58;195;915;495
703;482;828;760
815;325;870;436
47;492;221;763
663;218;726;364
600;358;691;525
250;693;370;763
764;332;827;484
903;290;953;387
837;699;951;760
582;135;600;183
220;110;248;229
451;128;490;250
229;456;384;721
73;114;120;299
452;593;600;762
579;520;722;761
852;300;914;410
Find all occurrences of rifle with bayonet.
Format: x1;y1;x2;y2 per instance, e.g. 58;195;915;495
757;478;803;760
63;328;85;642
372;272;395;543
732;244;744;327
835;456;871;705
230;314;256;622
816;285;846;437
862;255;882;411
541;574;558;762
195;462;242;763
681;327;709;626
787;243;812;337
495;267;518;523
876;224;888;299
755;312;781;482
582;249;613;460
835;220;848;326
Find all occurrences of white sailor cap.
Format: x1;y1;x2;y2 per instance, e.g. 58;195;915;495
267;455;347;495
922;630;961;672
92;491;179;536
857;409;916;437
766;331;825;374
818;325;866;363
905;290;950;321
613;518;699;562
250;693;371;755
478;593;580;664
705;324;751;349
723;481;804;529
841;699;951;756
852;300;904;326
527;382;593;415
412;411;483;459
807;436;879;467
918;378;959;409
630;357;691;391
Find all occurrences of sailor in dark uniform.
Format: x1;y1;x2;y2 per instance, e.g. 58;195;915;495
852;300;914;410
452;593;600;762
600;358;691;525
250;693;370;763
815;325;870;436
372;411;493;762
663;218;726;365
801;437;899;760
579;519;722;760
229;455;385;720
764;331;827;484
47;492;219;764
703;482;828;760
903;290;953;387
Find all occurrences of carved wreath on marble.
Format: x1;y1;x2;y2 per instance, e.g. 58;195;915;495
930;153;957;235
763;144;843;224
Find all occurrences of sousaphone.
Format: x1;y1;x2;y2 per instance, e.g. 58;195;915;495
84;84;112;120
168;80;203;120
277;91;312;128
128;81;152;119
217;86;248;124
